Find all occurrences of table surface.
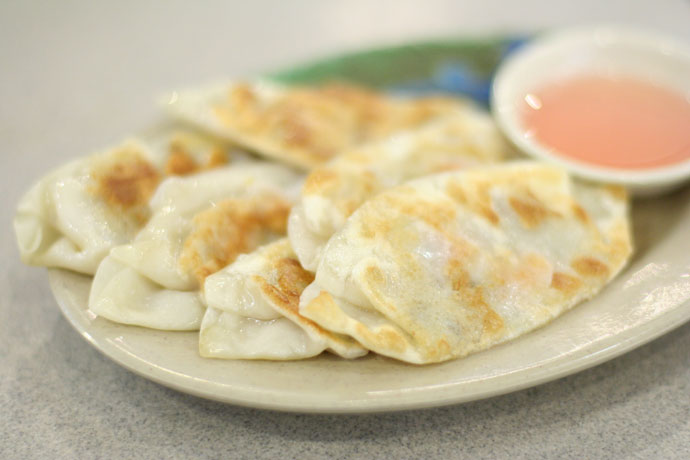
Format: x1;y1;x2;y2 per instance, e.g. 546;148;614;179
2;1;689;459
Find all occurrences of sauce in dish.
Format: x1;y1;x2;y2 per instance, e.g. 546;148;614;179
521;75;690;169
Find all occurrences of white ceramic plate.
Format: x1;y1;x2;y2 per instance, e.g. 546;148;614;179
49;185;690;413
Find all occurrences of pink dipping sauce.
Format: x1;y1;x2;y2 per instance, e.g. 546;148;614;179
521;75;690;169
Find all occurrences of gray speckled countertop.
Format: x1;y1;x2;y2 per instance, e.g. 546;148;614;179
2;1;689;459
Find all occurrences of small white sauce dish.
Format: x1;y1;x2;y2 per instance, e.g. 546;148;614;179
491;25;690;196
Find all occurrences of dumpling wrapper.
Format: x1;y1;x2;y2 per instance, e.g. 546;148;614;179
300;162;633;364
89;256;205;331
201;238;366;360
164;80;472;170
288;108;509;271
89;164;302;330
14;127;246;274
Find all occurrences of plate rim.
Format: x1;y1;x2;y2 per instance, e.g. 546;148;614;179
49;268;690;413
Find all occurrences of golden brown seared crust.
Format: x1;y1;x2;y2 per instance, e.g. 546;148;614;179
453;283;506;338
303;290;376;345
354;321;408;355
255;267;343;343
571;256;610;278
508;195;562;229
267;279;365;354
572;203;590;224
309;169;382;220
380;189;459;234
314;83;390;135
306;273;413;357
212;82;465;168
165;147;198;176
165;140;229;176
551;271;583;294
206;148;229;169
446;257;472;291
446;180;500;225
358;211;392;240
256;257;314;314
90;147;160;223
179;195;291;285
302;168;339;194
275;258;314;300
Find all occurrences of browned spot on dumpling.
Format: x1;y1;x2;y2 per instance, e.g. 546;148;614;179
302;168;339;194
262;284;339;339
482;309;504;336
446;257;471;291
258;257;315;314
451;284;505;337
446;182;468;204
357;205;394;239
206;148;228;168
475;183;500;225
165;145;198;176
571;257;610;278
280;108;313;147
229;83;258;109
445;181;500;225
507;253;552;290
339;173;382;217
365;265;385;284
269;94;354;158
179;195;291;285
403;96;464;123
356;322;408;354
300;289;370;341
509;195;560;229
318;83;388;120
572;204;589;224
317;83;406;141
551;272;583;294
481;206;500;225
165;141;229;176
91;147;160;217
304;168;381;218
276;258;314;295
383;192;458;233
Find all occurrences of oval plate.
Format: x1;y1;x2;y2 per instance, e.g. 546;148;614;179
50;37;690;413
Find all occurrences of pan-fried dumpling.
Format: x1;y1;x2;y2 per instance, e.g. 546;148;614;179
89;256;206;331
14;127;245;274
201;238;366;360
300;163;633;364
288;108;509;271
89;164;302;330
165;80;470;169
